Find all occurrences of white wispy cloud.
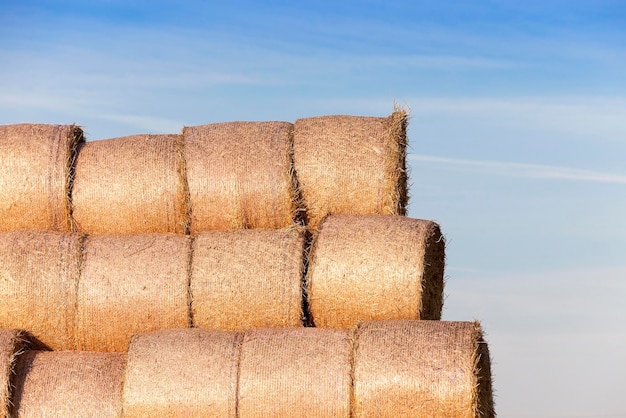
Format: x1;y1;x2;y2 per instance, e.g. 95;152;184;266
0;93;184;135
408;154;626;184
407;96;626;141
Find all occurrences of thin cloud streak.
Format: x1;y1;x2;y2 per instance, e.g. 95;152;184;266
408;96;626;141
409;154;626;184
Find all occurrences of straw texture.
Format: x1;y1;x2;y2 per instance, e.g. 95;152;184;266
353;320;495;418
293;111;408;230
72;134;188;234
122;329;241;418
183;121;296;231
0;124;83;232
307;215;445;328
0;329;29;418
238;328;352;418
0;231;82;350
76;234;190;351
191;227;305;330
11;351;125;418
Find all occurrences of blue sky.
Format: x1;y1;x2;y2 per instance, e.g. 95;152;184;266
2;1;626;416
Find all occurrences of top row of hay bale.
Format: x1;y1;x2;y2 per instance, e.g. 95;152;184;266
0;111;407;233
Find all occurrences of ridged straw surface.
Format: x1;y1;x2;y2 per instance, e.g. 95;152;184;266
307;215;445;328
0;329;28;418
0;322;493;416
11;351;125;418
122;329;241;418
191;227;305;330
0;231;82;350
0;124;83;232
293;111;408;231
72;134;189;234
238;327;352;418
353;320;495;418
183;121;296;231
76;234;190;351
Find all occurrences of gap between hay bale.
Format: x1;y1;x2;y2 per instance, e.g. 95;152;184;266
288;123;307;227
300;228;315;327
307;215;445;328
0;124;84;232
66;125;84;232
175;133;192;235
185;235;195;328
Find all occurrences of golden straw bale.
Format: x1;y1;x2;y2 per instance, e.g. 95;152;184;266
76;234;190;351
183;121;296;231
293;111;407;230
0;124;83;232
353;320;495;418
238;328;351;418
11;351;125;418
307;215;445;328
72;134;189;234
0;329;29;418
191;227;304;330
122;329;241;418
0;231;82;350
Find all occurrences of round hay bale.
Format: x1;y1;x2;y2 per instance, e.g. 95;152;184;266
191;227;305;330
122;329;241;418
72;134;189;234
238;328;351;418
183;121;297;231
76;233;190;351
0;329;30;418
11;351;125;418
293;111;408;231
0;231;82;350
307;215;445;328
0;124;83;232
353;320;495;418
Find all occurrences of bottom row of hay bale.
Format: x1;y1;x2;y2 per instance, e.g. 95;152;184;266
1;321;494;418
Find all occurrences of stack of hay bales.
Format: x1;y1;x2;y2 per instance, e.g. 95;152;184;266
0;111;495;417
